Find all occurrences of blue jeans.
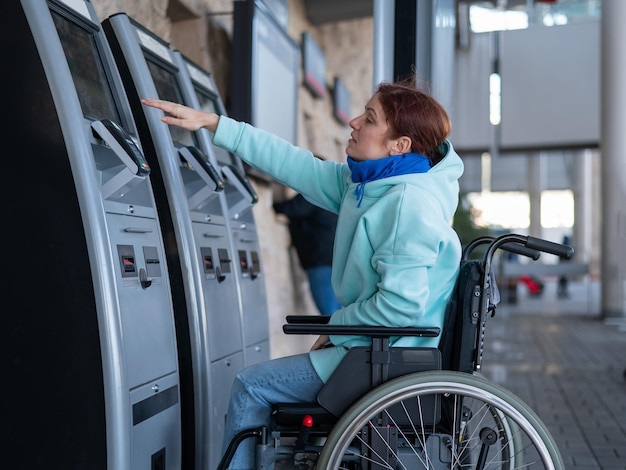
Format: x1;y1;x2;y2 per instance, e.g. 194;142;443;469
222;353;325;470
306;265;341;316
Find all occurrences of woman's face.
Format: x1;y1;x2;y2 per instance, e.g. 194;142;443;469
346;94;395;161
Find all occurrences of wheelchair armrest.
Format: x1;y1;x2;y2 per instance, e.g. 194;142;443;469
285;315;330;324
282;324;440;337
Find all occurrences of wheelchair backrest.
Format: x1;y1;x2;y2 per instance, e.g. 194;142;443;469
438;259;486;373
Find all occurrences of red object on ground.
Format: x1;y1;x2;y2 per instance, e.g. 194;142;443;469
518;275;544;296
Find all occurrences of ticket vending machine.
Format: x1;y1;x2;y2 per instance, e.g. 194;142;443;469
5;1;182;469
175;52;270;369
102;13;269;470
173;52;272;469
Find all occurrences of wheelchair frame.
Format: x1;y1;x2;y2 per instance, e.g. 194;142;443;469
218;233;573;469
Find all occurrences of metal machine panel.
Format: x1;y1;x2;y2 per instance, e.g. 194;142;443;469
232;224;270;348
192;221;243;360
209;352;245;469
6;1;182;468
176;50;272;469
130;372;181;469
107;213;179;387
177;52;270;364
102;13;258;470
246;340;271;367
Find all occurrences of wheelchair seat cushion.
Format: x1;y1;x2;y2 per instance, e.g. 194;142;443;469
317;346;441;416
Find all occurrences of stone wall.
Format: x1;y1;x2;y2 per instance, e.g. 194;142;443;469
92;0;374;357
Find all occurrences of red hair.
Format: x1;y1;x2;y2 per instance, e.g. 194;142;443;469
376;76;451;164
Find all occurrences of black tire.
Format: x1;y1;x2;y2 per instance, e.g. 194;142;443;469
318;370;564;469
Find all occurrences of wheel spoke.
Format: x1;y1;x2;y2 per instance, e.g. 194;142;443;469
317;371;564;470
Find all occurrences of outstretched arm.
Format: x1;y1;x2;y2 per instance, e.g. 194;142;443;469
141;98;220;132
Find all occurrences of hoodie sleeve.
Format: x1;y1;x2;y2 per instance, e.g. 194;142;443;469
213;116;347;213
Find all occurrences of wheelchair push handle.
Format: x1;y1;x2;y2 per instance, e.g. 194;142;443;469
525;235;574;259
463;236;541;260
486;233;574;263
500;242;541;260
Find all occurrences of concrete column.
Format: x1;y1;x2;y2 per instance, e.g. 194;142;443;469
527;152;544;239
373;0;395;89
572;149;593;265
600;0;626;318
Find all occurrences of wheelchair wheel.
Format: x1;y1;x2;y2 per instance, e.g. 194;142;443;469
317;370;564;469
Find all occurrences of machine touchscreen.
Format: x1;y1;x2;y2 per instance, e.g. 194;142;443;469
146;59;195;148
194;88;237;168
51;10;120;124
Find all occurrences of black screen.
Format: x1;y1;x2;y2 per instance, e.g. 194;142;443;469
147;60;195;147
194;87;236;167
52;11;120;123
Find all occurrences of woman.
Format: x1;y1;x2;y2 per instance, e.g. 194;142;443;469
142;75;464;469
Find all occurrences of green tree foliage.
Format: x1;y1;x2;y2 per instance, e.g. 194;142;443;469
452;194;493;257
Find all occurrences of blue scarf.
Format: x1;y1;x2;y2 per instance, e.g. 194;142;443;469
347;153;432;207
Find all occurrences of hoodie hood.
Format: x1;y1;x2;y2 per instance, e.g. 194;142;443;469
344;140;463;221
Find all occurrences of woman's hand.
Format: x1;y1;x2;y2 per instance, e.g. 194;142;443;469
310;335;330;351
141;98;220;132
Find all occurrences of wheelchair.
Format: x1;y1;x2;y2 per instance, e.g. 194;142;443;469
218;233;573;469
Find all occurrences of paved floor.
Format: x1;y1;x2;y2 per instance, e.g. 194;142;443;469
481;279;626;469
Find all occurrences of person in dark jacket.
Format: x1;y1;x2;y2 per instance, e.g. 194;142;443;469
273;193;341;316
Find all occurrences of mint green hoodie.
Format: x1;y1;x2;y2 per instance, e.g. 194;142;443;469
213;116;464;382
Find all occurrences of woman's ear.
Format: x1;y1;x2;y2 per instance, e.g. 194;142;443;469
391;136;412;155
